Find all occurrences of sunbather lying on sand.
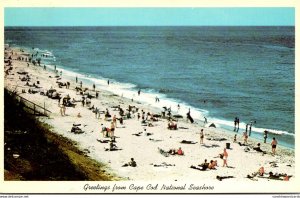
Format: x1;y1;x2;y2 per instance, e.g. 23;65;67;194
253;143;267;154
190;159;210;171
216;175;234;181
180;140;197;144
104;141;122;151
247;166;265;179
168;147;184;155
265;172;292;181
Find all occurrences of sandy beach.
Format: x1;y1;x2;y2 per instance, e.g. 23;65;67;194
4;46;295;182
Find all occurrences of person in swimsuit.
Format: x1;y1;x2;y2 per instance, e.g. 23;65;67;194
271;137;278;155
223;148;228;167
200;129;204;144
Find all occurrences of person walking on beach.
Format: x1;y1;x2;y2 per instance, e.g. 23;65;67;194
76;76;78;83
234;117;238;131
222;148;228;167
80;81;82;88
94;107;99;118
107;80;110;85
200;129;204;144
93;83;96;91
263;130;268;143
138;89;141;96
204;117;208;124
186;108;194;123
237;117;240;132
271;137;278;155
155;96;160;102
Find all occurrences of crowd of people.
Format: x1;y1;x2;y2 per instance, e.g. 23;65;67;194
5;46;289;181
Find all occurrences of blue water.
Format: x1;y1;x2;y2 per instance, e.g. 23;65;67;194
4;26;295;148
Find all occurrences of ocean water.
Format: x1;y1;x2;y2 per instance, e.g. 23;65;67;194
4;26;295;148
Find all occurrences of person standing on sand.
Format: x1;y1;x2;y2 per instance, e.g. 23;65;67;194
264;130;268;143
137;113;140;120
76;76;78;83
94;107;98;118
222;148;228;167
59;105;63;116
113;115;117;128
200;129;204;144
93;83;96;91
204;117;208;124
62;104;66;116
110;121;115;137
102;124;107;137
234;117;237;131
81;98;85;107
271;137;278;155
243;132;248;144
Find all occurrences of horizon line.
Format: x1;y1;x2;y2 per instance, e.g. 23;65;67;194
4;25;295;27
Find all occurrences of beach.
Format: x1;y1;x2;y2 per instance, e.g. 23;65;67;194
4;46;295;182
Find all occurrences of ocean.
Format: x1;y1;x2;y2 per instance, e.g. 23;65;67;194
4;26;295;148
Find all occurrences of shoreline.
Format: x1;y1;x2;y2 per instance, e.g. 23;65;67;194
7;44;295;149
54;64;296;149
4;46;295;181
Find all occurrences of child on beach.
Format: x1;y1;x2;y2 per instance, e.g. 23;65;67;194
271;137;278;155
